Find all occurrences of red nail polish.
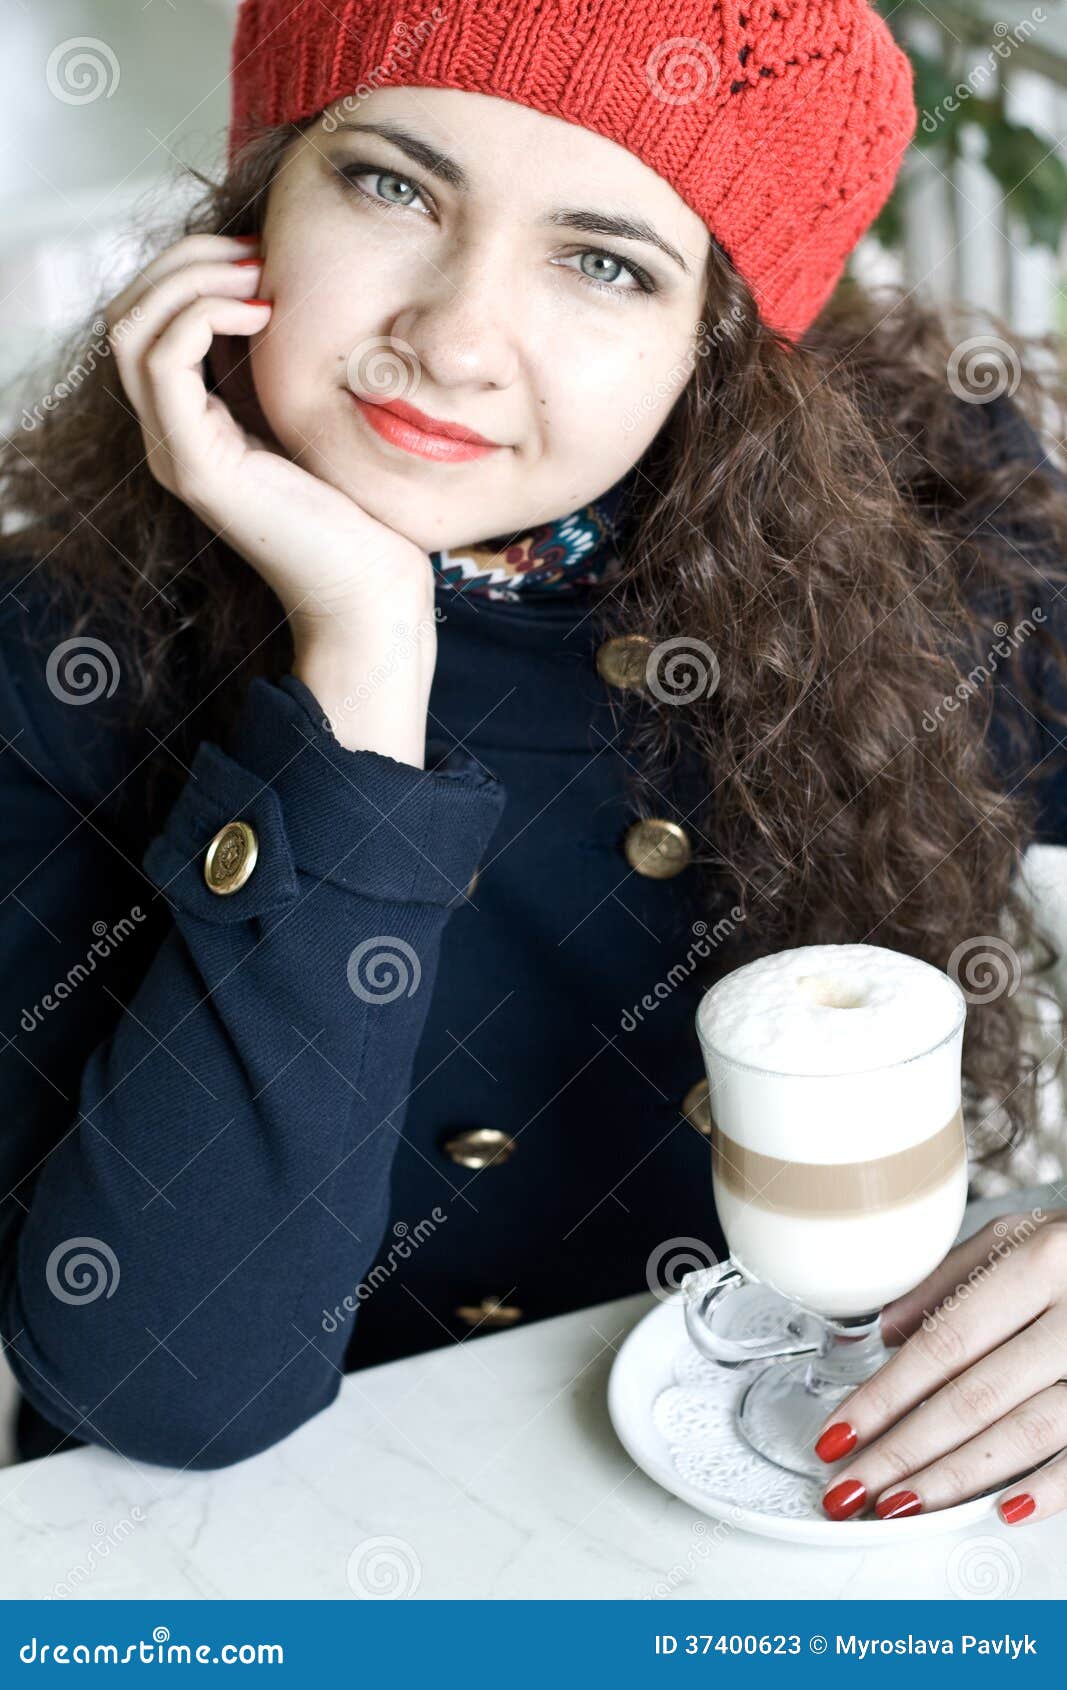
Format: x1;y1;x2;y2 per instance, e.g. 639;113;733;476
999;1492;1036;1525
234;234;260;244
245;299;272;308
822;1478;867;1520
232;257;262;267
875;1489;922;1520
815;1421;857;1463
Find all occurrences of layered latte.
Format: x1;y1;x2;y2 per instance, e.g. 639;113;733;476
696;943;968;1317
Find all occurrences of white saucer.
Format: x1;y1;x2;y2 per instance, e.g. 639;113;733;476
607;1291;1004;1548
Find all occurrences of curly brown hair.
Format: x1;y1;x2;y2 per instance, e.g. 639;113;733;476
3;122;1067;1180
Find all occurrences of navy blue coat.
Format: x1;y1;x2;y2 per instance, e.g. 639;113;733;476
2;395;1066;1471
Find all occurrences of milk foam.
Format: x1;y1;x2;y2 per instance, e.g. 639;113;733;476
696;943;967;1161
697;942;964;1074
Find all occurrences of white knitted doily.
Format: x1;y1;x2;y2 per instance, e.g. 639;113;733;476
652;1306;828;1521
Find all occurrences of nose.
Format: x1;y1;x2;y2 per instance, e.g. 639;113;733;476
389;253;521;394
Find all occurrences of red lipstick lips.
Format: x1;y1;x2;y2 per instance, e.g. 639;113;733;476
349;392;504;462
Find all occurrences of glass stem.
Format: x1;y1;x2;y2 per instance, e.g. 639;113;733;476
804;1311;889;1397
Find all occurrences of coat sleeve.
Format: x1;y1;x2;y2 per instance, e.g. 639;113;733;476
0;607;507;1471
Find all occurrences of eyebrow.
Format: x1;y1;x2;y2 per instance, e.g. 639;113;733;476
329;119;693;277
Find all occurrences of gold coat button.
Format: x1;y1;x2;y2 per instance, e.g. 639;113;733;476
441;1127;516;1169
454;1295;524;1330
203;820;259;895
622;817;692;878
595;633;655;691
465;864;480;897
681;1077;712;1135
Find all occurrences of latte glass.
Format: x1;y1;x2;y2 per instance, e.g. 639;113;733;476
686;946;968;1479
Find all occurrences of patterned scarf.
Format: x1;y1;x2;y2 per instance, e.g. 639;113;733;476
430;467;638;602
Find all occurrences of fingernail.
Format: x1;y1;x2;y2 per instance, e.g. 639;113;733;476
234;234;260;244
232;257;262;267
245;299;272;308
999;1492;1036;1525
814;1421;857;1463
822;1478;867;1520
875;1489;922;1520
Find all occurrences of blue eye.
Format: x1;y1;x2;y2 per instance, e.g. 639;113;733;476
337;163;427;212
564;249;656;297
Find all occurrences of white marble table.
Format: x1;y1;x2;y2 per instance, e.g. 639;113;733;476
0;1184;1064;1600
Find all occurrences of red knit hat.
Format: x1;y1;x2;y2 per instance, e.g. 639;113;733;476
228;0;916;343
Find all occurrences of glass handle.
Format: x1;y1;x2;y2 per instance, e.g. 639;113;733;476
681;1261;825;1368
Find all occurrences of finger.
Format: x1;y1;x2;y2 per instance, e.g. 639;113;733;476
819;1313;1067;1519
881;1210;1051;1343
104;232;260;334
814;1223;1067;1463
865;1382;1067;1518
139;295;273;476
109;258;268;420
996;1445;1067;1526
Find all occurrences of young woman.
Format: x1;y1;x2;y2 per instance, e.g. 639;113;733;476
2;0;1067;1527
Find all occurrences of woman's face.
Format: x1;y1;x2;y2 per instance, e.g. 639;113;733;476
248;86;711;552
